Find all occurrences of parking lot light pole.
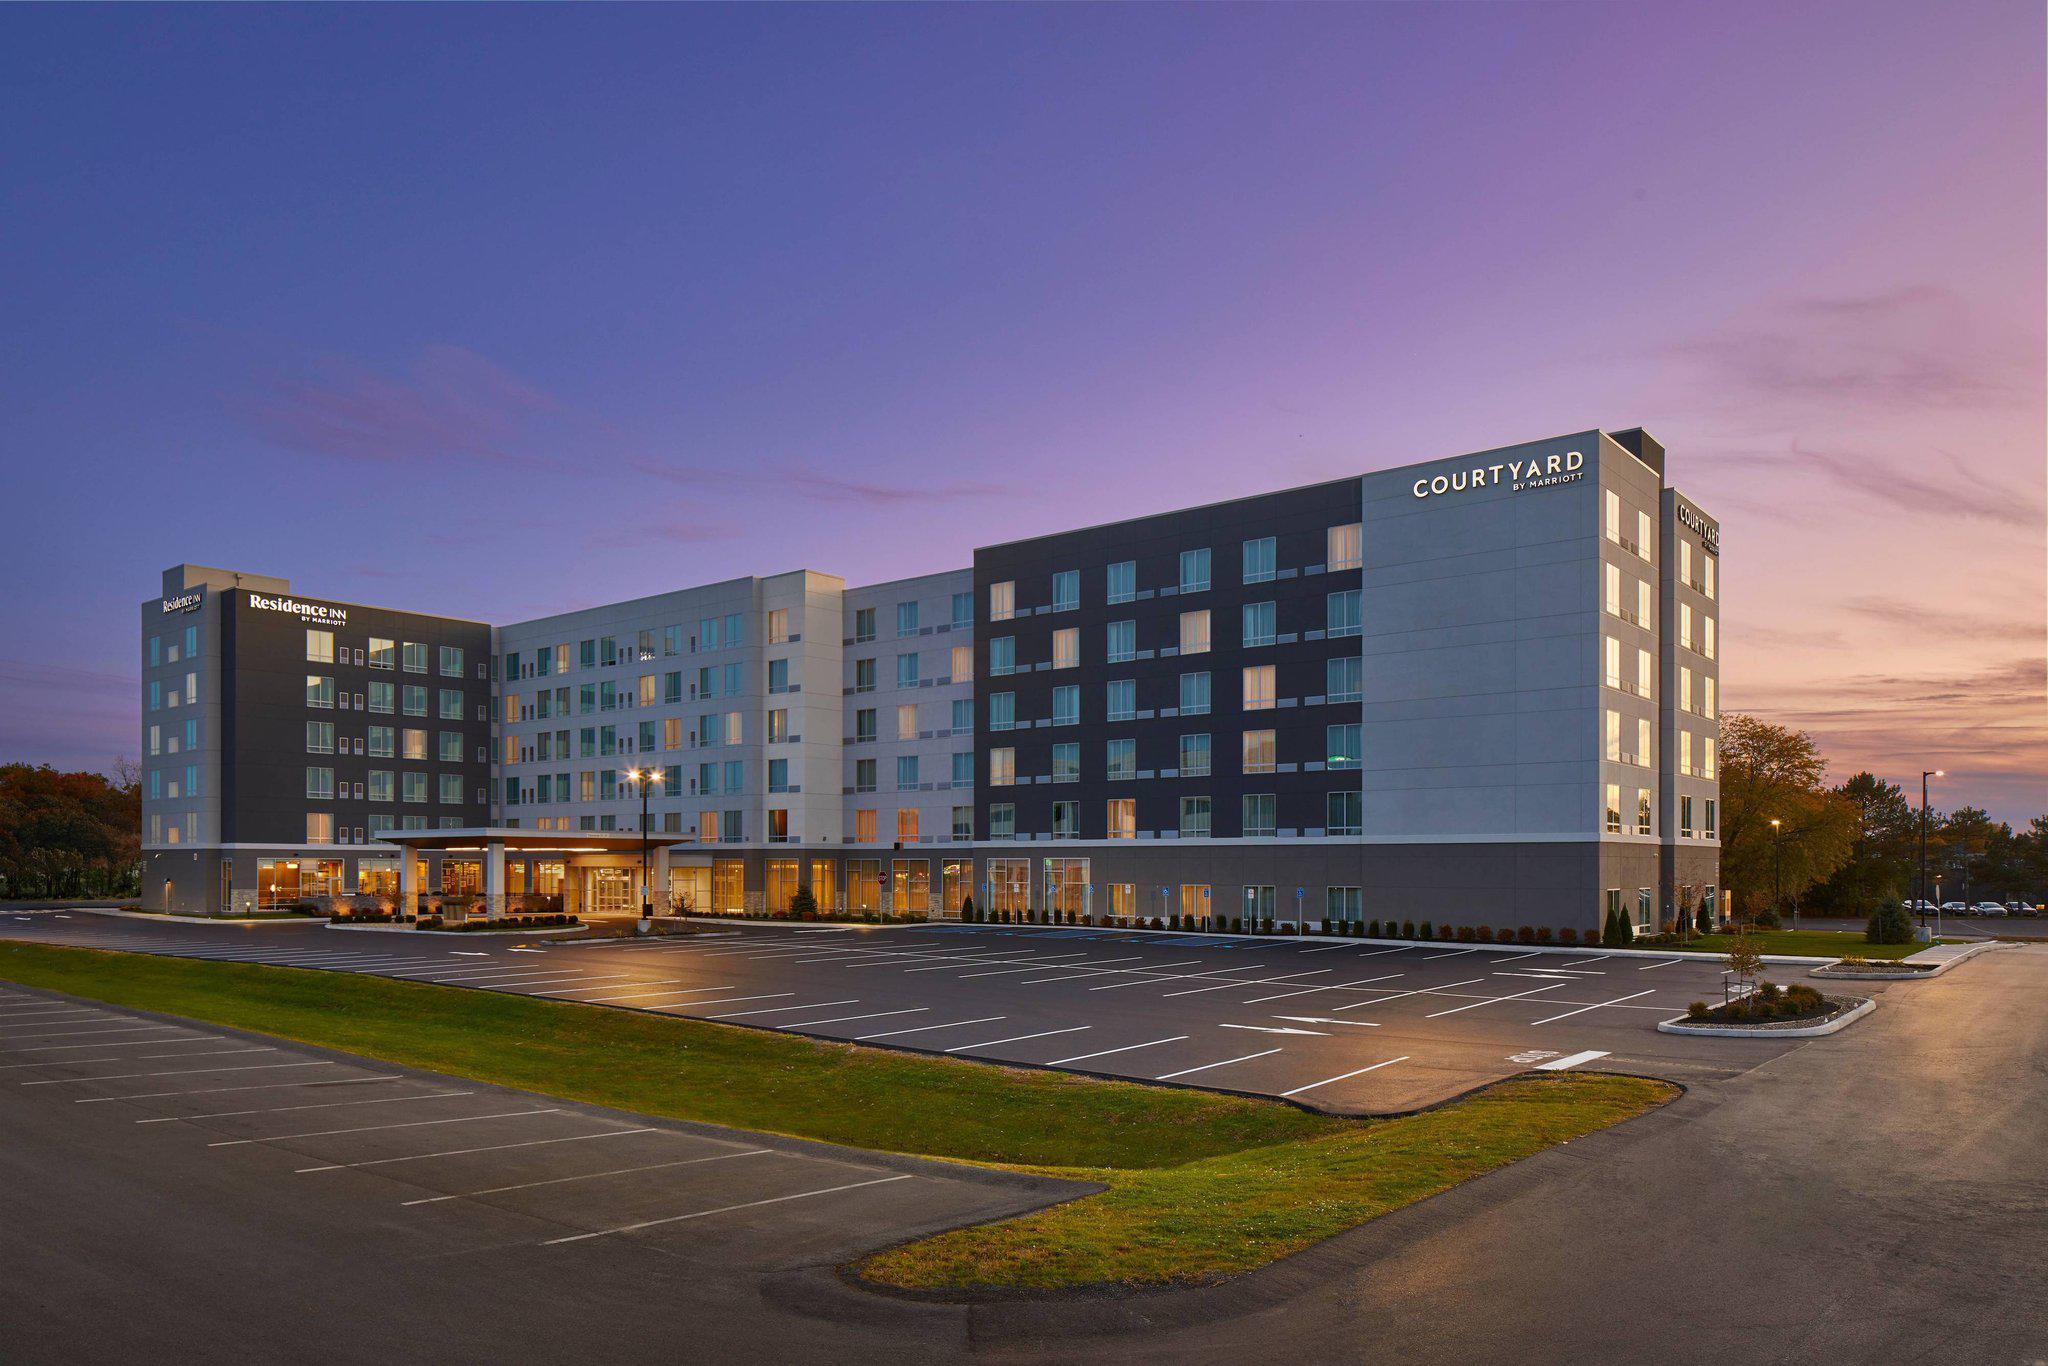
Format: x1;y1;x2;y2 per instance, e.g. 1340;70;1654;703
1769;818;1783;924
1919;769;1943;933
624;768;652;928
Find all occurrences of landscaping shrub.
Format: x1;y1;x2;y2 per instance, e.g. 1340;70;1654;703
1687;1001;1709;1020
1229;916;1244;934
1536;926;1554;944
1559;927;1578;945
1696;901;1713;936
1866;903;1915;945
788;886;819;921
1753;907;1783;930
1785;984;1824;1011
1476;926;1494;943
1438;923;1455;940
1517;925;1536;945
1417;922;1433;941
1456;925;1475;942
1497;926;1516;945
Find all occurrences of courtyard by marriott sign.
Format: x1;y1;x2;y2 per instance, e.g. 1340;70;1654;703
1677;503;1719;552
1412;449;1585;500
247;592;348;625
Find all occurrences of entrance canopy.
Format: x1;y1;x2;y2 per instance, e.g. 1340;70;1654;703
376;827;692;854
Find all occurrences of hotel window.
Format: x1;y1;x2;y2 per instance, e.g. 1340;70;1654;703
1241;729;1276;774
1702;737;1717;780
1242;664;1276;711
1679;667;1693;713
600;770;618;801
988;637;1015;676
1679;731;1694;775
854;758;876;793
988;804;1015;839
767;608;790;645
1051;802;1078;839
950;644;972;681
1107;799;1137;840
306;629;334;664
438;731;462;762
1179;733;1211;777
402;642;427;673
1327;522;1362;572
1106;620;1136;662
854;809;878;843
1636;579;1653;629
663;671;682;704
439;689;462;720
307;813;334;845
147;636;161;667
368;725;394;758
1178;609;1212;656
897;704;917;740
1638;718;1652;766
1637;789;1653;836
896;808;921;844
854;607;876;643
368;770;394;803
599;681;617;711
1326;590;1362;638
1605;783;1622;833
855;709;876;743
1106;560;1136;604
148;724;160;756
1604;563;1621;617
1703;555;1717;600
1704;617;1716;660
306;721;334;754
1703;676;1716;719
952;751;973;786
1051;742;1079;783
763;711;786;744
897;600;920;636
989;580;1015;622
1105;679;1135;722
1326;656;1362;702
1605;709;1621;762
1051;628;1079;670
1605;636;1621;689
1242;537;1276;584
306;767;334;800
989;748;1016;787
185;672;197;705
951;808;973;840
1242;793;1276;837
1637;510;1653;562
306;675;335;709
439;774;462;805
1679;540;1692;590
439;646;463;677
663;624;684;656
1327;887;1363;922
147;680;161;712
897;755;920;790
1051;571;1079;612
951;592;973;628
1327;791;1362;836
1051;685;1079;726
1242;601;1276;647
1327;723;1361;769
397;728;425;762
1637;649;1653;699
1180;796;1211;838
1704;799;1718;840
1179;547;1211;593
896;652;919;687
1106;738;1136;781
1680;795;1695;839
989;692;1016;731
766;758;789;793
639;673;658;705
853;658;876;693
403;685;427;717
1604;489;1621;544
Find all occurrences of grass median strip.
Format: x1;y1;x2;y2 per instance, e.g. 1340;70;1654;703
0;940;1674;1292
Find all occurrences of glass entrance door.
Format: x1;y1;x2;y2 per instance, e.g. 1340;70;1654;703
589;868;634;915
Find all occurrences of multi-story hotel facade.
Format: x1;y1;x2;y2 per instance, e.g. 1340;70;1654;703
142;427;1721;934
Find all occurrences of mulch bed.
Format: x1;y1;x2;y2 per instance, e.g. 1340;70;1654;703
1684;995;1863;1030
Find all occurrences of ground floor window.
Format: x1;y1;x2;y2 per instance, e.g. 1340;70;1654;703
1109;883;1136;922
1243;885;1275;921
1605;888;1622;920
1043;858;1090;918
1327;886;1363;922
986;858;1028;915
767;858;801;913
713;858;746;914
507;861;527;895
357;858;399;897
255;858;303;908
848;858;882;912
892;859;930;913
669;864;710;915
310;859;344;899
940;859;972;915
1636;887;1653;930
810;860;838;912
442;860;481;896
1180;884;1211;923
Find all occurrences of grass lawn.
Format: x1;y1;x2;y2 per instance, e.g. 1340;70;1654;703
0;940;1674;1293
1655;929;1933;959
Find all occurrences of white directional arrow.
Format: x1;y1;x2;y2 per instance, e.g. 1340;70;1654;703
1273;1016;1382;1028
1219;1023;1328;1036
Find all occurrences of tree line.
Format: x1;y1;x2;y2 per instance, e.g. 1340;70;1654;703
0;764;141;900
1721;714;2048;916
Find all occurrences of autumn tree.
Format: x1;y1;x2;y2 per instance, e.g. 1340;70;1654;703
1718;714;1857;918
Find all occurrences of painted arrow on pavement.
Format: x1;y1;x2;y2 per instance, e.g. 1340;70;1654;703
1273;1016;1382;1028
1219;1023;1328;1036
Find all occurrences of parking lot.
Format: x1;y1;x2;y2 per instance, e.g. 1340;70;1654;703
0;911;1830;1112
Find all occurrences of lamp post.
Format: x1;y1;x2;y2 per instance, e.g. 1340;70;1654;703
1918;770;1943;933
624;768;652;927
1769;818;1784;925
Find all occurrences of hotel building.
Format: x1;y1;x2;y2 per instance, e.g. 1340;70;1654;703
142;427;1721;933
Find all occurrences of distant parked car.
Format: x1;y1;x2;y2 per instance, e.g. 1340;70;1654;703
1971;901;2008;916
1939;901;1968;913
1902;899;1938;912
2010;900;2045;914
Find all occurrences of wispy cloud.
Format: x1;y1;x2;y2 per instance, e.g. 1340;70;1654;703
1840;597;2045;646
587;520;743;551
1708;444;2044;529
626;457;1010;507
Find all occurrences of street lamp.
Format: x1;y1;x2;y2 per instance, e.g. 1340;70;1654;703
1769;818;1784;925
1918;770;1944;933
623;768;653;926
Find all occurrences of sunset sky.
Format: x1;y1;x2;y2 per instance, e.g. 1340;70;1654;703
3;3;2043;821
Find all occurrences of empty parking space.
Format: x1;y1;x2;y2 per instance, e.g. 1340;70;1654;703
0;913;1821;1113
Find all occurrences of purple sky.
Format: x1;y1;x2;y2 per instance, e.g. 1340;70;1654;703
4;3;2043;821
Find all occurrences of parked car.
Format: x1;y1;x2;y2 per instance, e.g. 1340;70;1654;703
1939;901;1968;913
2009;900;2045;914
1971;901;2008;916
1902;899;1939;912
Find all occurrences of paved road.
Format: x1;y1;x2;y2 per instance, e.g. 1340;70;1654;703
0;911;1820;1113
0;937;2040;1362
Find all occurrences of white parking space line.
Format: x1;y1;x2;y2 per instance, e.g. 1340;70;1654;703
1162;968;1329;998
1535;1050;1611;1070
703;998;857;1020
1291;943;1352;954
1280;1056;1408;1097
1243;973;1403;1004
0;1013;118;1030
402;1147;772;1206
656;992;795;1011
568;985;738;1003
1421;947;1483;959
1045;1035;1187;1067
1348;945;1414;959
545;980;693;997
207;1107;562;1146
944;1025;1090;1054
782;1007;927;1029
137;1091;474;1123
16;1036;224;1052
1331;977;1485;1010
541;1173;915;1245
25;1061;335;1086
0;1047;272;1071
1636;959;1685;970
1155;1048;1283;1081
855;1015;1005;1041
79;1077;401;1104
0;1004;107;1016
1424;983;1567;1018
1530;989;1656;1024
1;1025;188;1040
297;1126;654;1173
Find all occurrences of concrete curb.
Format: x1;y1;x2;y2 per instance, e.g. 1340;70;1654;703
670;914;1844;965
321;922;589;937
1657;994;1874;1039
1814;938;2011;980
86;908;306;927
